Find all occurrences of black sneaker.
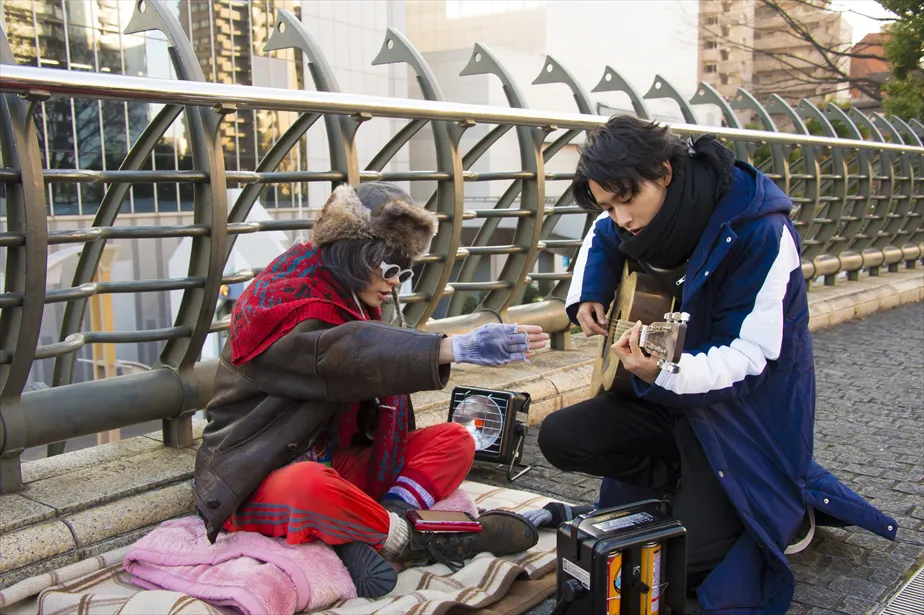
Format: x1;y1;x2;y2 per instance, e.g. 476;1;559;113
334;542;398;598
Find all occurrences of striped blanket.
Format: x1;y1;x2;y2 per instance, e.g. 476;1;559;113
0;482;558;615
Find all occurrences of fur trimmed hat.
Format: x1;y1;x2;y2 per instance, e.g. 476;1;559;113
312;182;438;260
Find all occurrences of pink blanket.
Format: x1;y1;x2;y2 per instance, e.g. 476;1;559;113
123;489;479;615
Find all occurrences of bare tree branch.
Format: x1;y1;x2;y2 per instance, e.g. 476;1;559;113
701;0;889;102
701;23;887;63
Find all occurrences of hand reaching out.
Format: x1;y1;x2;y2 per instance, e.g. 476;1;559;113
450;323;549;366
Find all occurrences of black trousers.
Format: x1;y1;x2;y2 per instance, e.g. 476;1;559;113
537;392;744;588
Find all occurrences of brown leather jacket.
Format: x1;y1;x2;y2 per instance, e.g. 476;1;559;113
193;318;450;542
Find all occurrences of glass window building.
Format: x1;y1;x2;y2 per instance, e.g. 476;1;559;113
1;0;308;216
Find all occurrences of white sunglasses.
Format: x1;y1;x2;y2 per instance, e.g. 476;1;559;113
380;261;414;283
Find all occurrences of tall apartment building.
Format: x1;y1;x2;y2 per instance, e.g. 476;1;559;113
699;0;755;102
699;0;852;109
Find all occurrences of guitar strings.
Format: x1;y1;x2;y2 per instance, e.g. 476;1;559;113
608;321;635;338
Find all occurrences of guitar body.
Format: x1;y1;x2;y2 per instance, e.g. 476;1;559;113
589;262;676;398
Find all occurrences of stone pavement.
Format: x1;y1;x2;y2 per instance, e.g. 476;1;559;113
471;302;924;615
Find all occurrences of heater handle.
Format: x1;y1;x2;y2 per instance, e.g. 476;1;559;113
570;498;672;540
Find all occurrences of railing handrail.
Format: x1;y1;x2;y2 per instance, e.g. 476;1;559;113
0;65;921;154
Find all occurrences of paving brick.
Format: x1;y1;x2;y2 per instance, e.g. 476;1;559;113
519;303;924;614
827;576;888;602
836;596;878;615
794;584;843;608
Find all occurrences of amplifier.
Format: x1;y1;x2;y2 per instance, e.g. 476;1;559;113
554;499;688;615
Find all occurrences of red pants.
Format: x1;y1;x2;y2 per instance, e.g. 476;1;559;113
224;422;475;548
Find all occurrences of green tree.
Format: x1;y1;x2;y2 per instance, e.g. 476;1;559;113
879;0;924;119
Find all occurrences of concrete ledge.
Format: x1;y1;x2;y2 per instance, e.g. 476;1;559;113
806;268;924;332
1;268;921;588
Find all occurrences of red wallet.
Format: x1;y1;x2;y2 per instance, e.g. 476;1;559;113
407;510;482;533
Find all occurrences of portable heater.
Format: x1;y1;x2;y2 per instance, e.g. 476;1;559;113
554;500;688;615
447;386;532;481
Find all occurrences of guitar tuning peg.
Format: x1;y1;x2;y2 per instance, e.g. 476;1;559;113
663;312;673;321
671;311;682;321
679;312;690;323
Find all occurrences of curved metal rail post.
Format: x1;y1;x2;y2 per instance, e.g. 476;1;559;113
504;56;589;309
643;75;698;125
730;89;794;216
367;27;443;172
763;95;826;272
871;113;916;266
688;82;751;162
265;9;351;188
529;55;597;348
797;99;850;286
910;118;924;138
592;66;651;120
823;103;874;280
844;107;896;273
369;28;464;328
453;44;544;321
123;0;228;447
0;31;49;492
890;117;924;263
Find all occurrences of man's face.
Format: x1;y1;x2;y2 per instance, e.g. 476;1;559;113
588;164;672;235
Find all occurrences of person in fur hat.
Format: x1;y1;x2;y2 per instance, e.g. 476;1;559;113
193;182;548;599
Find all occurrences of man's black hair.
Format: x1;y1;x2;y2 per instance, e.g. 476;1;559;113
572;115;689;211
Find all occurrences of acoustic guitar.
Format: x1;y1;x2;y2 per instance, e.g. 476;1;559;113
588;261;689;398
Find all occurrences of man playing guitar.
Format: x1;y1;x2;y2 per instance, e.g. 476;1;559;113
536;116;896;614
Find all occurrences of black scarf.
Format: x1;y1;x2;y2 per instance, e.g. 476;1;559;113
617;135;736;269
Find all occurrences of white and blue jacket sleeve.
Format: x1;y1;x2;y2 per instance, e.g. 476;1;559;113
634;215;803;407
565;213;627;324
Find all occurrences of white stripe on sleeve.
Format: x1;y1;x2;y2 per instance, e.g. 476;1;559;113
654;225;801;395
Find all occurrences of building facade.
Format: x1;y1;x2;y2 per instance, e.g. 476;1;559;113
849;32;890;112
698;0;853;113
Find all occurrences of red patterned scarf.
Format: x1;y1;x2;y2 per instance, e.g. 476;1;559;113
229;242;407;499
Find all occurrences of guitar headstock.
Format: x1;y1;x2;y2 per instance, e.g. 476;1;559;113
639;312;689;374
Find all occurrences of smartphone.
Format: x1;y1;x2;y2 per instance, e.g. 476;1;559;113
407;510;482;533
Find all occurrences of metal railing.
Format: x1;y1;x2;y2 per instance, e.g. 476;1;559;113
0;3;922;492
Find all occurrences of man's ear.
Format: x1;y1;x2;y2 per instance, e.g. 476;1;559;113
662;161;673;188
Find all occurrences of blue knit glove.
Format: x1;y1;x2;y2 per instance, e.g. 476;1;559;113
451;323;529;366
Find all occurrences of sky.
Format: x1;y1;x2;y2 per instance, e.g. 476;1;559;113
829;0;896;44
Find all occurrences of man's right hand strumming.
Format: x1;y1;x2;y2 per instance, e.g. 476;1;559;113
576;301;608;337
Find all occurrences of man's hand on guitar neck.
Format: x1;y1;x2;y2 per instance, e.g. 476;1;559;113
576;302;608;337
613;321;662;385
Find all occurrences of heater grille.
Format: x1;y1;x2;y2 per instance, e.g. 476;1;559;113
450;389;509;456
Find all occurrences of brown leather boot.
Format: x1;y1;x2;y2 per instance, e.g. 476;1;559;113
393;510;539;572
